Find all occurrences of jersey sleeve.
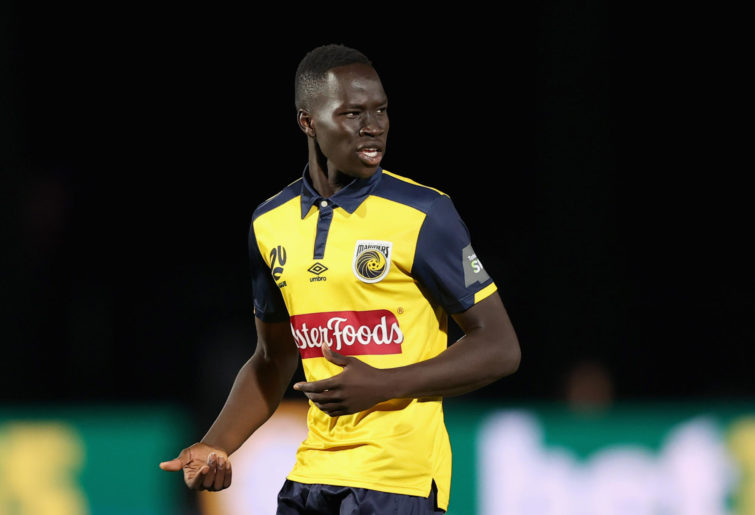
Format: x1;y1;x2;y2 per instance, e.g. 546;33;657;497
248;219;289;322
412;195;497;313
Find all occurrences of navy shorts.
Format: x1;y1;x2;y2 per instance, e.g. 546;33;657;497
276;479;446;514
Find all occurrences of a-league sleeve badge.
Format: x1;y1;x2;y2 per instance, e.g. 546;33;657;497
352;240;392;283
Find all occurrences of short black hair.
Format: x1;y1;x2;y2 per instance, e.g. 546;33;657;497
295;44;372;110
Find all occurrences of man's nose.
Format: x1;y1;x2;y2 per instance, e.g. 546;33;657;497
359;113;386;137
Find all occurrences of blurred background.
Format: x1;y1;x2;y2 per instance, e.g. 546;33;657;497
1;3;751;514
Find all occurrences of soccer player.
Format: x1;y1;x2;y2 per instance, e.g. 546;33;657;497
160;44;521;514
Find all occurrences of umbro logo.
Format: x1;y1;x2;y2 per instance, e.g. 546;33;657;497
308;263;328;275
308;262;328;282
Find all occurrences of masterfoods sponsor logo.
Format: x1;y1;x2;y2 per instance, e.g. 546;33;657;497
290;310;403;358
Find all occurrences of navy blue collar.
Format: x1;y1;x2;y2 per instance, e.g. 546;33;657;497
300;164;383;218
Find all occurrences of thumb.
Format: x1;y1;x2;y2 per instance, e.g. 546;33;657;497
323;344;349;367
159;457;184;471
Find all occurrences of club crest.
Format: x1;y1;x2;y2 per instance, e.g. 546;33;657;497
352;240;392;283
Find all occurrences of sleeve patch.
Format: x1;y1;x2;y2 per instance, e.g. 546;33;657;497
462;244;490;287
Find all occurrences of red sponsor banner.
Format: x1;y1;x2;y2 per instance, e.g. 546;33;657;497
290;310;404;359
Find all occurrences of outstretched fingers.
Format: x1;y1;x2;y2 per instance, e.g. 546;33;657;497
161;445;232;491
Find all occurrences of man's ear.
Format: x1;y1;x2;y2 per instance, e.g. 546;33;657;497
297;109;315;137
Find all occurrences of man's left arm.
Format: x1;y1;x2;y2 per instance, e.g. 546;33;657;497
293;291;520;416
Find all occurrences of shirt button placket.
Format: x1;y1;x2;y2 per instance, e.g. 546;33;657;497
314;200;333;259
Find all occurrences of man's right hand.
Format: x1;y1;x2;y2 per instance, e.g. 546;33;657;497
159;442;232;491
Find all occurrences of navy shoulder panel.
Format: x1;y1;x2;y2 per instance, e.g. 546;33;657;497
371;171;446;214
252;178;302;221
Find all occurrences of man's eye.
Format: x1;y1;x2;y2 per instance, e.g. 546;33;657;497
345;111;360;118
377;107;387;114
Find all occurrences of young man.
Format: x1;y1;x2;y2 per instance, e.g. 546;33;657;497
160;44;521;514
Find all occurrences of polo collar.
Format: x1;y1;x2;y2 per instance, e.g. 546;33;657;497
300;164;383;218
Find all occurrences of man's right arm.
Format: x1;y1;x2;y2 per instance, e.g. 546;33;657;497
201;318;299;454
159;318;299;490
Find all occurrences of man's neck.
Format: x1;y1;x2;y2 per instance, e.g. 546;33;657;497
307;153;354;198
308;162;337;198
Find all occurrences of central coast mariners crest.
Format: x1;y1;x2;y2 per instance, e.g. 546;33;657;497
353;240;392;283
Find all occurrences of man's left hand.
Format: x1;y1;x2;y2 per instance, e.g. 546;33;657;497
293;345;389;416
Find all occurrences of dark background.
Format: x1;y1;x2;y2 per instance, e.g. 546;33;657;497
2;4;750;429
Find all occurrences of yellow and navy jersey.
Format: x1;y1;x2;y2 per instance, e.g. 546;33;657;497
248;166;497;510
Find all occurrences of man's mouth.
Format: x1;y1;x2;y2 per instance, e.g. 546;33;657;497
357;147;383;166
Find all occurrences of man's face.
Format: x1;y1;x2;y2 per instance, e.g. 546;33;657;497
309;63;389;179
